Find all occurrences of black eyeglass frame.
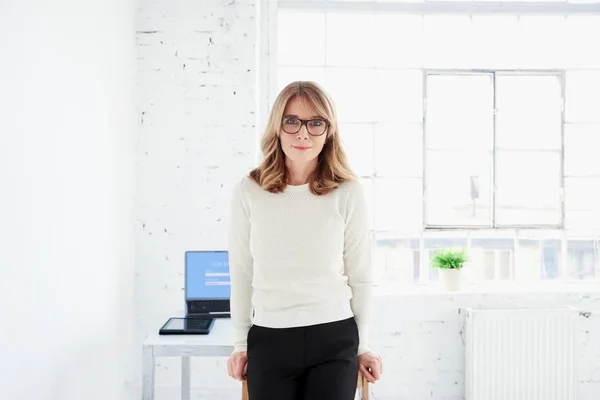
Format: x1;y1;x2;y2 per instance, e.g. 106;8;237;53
281;117;329;137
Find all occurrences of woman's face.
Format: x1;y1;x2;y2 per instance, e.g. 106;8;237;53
279;96;328;165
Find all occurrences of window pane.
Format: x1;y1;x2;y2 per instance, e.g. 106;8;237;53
276;67;326;93
565;70;600;123
515;17;567;69
426;150;492;227
515;239;562;282
565;176;600;230
514;241;542;281
471;16;520;69
326;68;375;123
423;16;472;68
373;235;420;286
495;151;561;226
565;211;600;231
339;123;374;177
565;16;600;69
426;250;440;282
374;123;423;178
567;240;599;280
374;177;423;232
426;74;494;151
498;250;513;280
374;14;423;68
278;11;326;66
467;237;515;282
496;75;562;150
564;124;600;176
541;240;562;280
375;70;423;123
565;176;600;212
326;13;376;67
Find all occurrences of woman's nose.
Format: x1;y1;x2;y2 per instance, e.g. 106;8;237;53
296;125;309;139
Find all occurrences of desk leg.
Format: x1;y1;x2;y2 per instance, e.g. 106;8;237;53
142;345;155;400
181;356;191;400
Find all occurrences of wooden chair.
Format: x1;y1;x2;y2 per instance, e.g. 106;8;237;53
241;373;369;400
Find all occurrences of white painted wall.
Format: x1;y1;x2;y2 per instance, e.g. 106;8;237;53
134;1;600;399
0;1;137;400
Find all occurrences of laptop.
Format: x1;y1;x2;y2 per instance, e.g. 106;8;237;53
159;250;231;335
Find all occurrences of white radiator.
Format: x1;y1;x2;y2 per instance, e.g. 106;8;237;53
464;307;580;400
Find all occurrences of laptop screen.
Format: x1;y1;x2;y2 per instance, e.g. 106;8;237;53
185;251;231;300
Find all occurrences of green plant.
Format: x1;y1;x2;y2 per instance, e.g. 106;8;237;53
431;248;468;269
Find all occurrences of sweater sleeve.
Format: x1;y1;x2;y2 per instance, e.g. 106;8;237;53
228;179;254;354
343;181;373;355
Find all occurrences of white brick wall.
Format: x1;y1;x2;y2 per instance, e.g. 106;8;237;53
134;0;259;397
134;1;600;399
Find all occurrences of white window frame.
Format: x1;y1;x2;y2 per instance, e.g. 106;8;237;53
277;0;600;15
423;69;566;230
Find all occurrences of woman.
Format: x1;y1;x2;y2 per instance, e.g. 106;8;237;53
226;81;382;399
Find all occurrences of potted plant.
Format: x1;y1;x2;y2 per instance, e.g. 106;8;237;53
431;248;468;291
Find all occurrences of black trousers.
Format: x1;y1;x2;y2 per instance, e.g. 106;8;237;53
246;317;359;400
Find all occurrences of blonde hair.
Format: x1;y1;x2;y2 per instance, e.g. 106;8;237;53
249;81;357;195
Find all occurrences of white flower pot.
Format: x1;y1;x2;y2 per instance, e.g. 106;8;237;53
439;268;462;291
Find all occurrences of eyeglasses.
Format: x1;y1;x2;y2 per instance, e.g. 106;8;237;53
281;117;329;137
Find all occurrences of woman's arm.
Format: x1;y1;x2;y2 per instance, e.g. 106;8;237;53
228;180;253;354
343;181;373;355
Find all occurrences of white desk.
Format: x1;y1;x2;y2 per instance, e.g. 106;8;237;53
142;318;234;400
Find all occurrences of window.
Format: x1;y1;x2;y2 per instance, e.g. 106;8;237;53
273;3;600;285
424;71;564;228
425;72;495;228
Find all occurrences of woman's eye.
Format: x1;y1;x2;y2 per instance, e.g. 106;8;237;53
285;118;299;125
309;120;323;127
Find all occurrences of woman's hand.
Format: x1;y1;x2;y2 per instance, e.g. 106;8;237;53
227;351;248;381
358;352;383;384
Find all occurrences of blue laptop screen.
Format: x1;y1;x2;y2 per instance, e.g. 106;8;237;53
185;251;231;300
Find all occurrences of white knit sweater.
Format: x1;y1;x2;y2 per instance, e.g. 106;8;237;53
228;176;372;355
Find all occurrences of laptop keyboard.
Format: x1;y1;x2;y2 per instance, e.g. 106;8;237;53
204;300;229;312
189;300;230;314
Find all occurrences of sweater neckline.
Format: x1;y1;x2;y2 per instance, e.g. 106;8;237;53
284;183;310;193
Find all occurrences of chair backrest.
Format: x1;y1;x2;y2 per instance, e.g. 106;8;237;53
241;373;369;399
